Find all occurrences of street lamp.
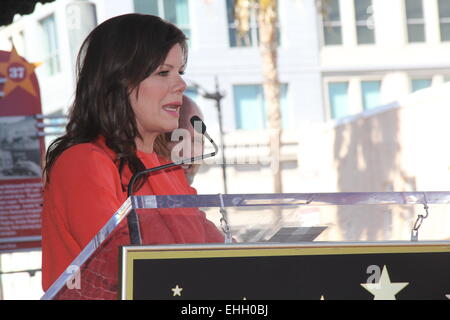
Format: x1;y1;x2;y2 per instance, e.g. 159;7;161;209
188;77;228;194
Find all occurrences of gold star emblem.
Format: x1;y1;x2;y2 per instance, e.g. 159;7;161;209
171;284;183;297
361;265;409;300
0;46;39;98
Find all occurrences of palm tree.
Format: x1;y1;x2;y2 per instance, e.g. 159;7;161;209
233;0;333;185
316;0;333;17
234;0;282;196
232;0;331;228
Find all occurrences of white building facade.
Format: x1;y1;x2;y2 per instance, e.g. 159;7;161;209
320;0;450;119
1;0;449;148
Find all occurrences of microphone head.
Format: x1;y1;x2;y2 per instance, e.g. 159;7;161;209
190;115;207;134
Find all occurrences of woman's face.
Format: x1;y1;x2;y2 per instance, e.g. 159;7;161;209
130;44;187;147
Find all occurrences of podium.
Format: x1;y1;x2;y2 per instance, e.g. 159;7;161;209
41;192;450;300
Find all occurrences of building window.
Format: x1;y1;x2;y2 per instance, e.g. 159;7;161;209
227;0;257;47
405;0;425;43
411;78;432;92
354;0;375;44
134;0;158;14
322;0;343;45
234;84;288;130
328;82;349;119
40;14;60;76
184;86;198;102
438;0;450;42
226;0;280;48
361;80;381;110
45;112;67;137
134;0;191;40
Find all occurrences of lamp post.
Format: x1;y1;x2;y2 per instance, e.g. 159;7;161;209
189;77;228;194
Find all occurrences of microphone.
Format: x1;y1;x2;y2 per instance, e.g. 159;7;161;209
127;116;217;196
190;115;206;134
126;116;218;245
190;115;218;157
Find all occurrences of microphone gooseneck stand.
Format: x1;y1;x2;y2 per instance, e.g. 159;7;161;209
126;116;218;245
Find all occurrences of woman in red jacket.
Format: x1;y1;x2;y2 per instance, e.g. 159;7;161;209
41;13;224;299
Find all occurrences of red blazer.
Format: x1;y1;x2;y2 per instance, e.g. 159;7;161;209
41;136;224;298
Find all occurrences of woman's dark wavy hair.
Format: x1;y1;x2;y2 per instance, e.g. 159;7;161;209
43;14;188;192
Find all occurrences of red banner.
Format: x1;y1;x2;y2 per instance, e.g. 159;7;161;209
0;47;44;252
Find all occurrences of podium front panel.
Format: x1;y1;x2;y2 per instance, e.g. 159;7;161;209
121;242;450;300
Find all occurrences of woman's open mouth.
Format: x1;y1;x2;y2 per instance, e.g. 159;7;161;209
162;104;180;117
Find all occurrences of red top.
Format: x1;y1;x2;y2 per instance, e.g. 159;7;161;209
41;136;224;297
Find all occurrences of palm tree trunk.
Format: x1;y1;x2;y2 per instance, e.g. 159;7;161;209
234;0;283;228
257;0;282;195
